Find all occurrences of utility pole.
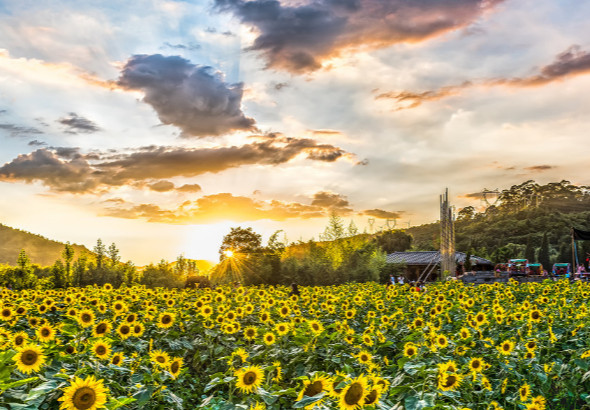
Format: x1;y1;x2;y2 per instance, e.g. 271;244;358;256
440;188;456;280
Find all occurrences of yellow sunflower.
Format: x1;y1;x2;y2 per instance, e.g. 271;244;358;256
36;324;57;343
91;340;111;360
403;342;418;358
58;375;108;410
157;312;176;329
169;357;183;379
12;331;28;348
519;383;531;402
243;326;258;341
356;350;373;366
150;349;170;368
13;344;46;374
0;306;14;321
438;372;462;391
116;323;132;340
110;352;124;366
92;321;111;338
297;374;331;407
77;309;95;328
498;340;515;356
263;332;276;346
235;365;264;394
468;357;486;373
339;375;368;410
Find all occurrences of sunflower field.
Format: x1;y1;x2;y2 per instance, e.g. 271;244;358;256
0;279;590;409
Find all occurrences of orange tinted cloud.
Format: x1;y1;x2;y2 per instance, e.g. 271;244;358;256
0;134;350;193
215;0;504;73
377;45;590;109
101;192;350;223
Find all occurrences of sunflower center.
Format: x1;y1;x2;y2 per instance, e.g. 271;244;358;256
22;350;38;365
156;356;166;363
41;328;50;337
81;314;92;322
407;347;415;356
15;336;24;345
365;389;378;404
344;382;363;405
243;371;257;386
66;346;75;354
162;315;172;324
304;380;323;397
120;326;130;334
171;361;180;373
73;387;96;410
444;375;457;388
472;361;481;369
134;325;141;333
532;311;540;319
503;344;510;351
2;309;11;317
96;345;106;355
96;323;107;334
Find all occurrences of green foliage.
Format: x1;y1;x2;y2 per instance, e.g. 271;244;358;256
374;229;413;253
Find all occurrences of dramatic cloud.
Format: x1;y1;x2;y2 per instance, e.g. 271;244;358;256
0;123;44;138
509;45;590;87
310;191;352;214
102;191;360;223
378;46;590;109
117;54;255;137
215;0;504;72
0;135;350;193
361;209;403;219
57;113;101;134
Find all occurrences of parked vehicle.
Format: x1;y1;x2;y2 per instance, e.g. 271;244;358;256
526;263;543;275
507;259;528;276
552;263;571;276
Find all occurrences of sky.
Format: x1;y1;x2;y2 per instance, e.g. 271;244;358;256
1;0;590;264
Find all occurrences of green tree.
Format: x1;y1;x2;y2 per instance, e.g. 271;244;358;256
374;230;413;254
219;227;263;261
464;249;473;271
538;232;551;271
108;243;120;268
94;239;107;269
62;242;75;286
524;235;535;262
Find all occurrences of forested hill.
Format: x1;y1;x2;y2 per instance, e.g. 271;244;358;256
0;224;90;266
408;180;590;266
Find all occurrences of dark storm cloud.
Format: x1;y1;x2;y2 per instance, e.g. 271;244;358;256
57;113;101;134
117;54;255;137
378;45;590;109
361;209;403;219
0;123;44;138
215;0;504;73
0;135;350;193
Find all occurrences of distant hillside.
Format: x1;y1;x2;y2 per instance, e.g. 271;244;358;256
407;180;590;265
0;224;90;266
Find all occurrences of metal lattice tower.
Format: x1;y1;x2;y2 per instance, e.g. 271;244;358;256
440;188;456;280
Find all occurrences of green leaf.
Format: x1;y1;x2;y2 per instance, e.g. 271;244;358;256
404;393;435;410
106;397;137;410
0;376;38;391
293;392;326;408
